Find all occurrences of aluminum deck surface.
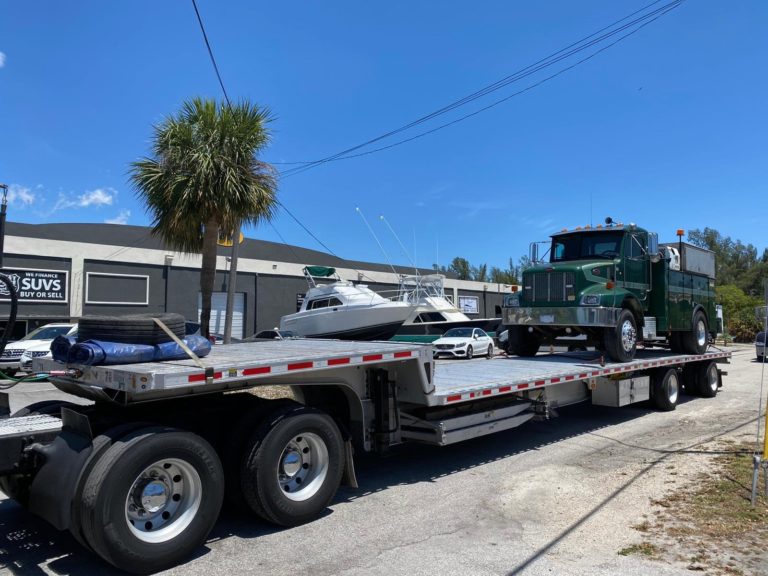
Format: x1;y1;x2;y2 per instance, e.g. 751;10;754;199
430;348;731;404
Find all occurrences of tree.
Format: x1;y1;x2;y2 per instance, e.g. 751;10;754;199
448;257;472;280
130;98;277;338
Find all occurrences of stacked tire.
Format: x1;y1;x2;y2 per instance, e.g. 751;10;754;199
77;313;186;344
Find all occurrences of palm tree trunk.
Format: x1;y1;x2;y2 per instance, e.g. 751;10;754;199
199;217;219;339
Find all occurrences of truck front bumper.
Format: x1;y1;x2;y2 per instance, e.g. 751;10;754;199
503;306;620;328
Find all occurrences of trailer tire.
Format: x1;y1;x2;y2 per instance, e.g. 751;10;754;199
0;400;81;505
682;311;708;355
241;405;344;527
604;309;637;363
80;427;224;574
508;326;540;357
652;368;679;411
695;361;719;398
77;313;186;345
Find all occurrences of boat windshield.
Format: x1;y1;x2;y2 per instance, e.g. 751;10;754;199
551;232;624;262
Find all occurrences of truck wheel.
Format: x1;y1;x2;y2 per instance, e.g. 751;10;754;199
652;368;679;411
0;400;81;505
466;345;473;360
77;313;186;345
604;309;637;362
80;427;224;574
241;405;344;527
508;326;540;357
695;361;719;398
682;311;708;355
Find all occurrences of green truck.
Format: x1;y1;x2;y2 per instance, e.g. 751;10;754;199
502;219;717;362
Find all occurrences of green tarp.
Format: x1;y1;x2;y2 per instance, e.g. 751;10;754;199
304;266;336;277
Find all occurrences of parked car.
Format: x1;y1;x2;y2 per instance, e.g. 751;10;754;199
1;323;77;375
432;327;494;359
243;329;297;342
756;331;766;362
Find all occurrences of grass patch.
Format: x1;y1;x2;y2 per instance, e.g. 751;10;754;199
618;542;659;557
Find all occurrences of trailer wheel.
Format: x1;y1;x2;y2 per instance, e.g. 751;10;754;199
241;405;344;527
80;427;224;574
0;400;81;505
695;361;719;398
682;311;708;355
77;313;186;345
604;309;637;362
652;368;679;411
508;326;540;357
466;345;474;360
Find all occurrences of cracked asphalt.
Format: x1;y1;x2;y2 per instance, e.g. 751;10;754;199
0;344;763;575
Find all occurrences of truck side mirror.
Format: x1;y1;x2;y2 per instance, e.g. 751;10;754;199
648;233;660;262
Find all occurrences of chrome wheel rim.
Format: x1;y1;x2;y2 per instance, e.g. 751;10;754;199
467;346;473;359
706;364;718;393
621;319;637;352
695;319;707;348
666;372;679;404
125;458;202;544
278;432;329;502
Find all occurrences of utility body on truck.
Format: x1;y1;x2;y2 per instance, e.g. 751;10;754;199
502;219;717;362
0;338;728;573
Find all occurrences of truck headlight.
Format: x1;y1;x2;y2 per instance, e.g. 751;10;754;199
580;294;600;306
503;293;520;307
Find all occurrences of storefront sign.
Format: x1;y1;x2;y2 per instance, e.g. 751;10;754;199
0;268;69;303
458;295;479;314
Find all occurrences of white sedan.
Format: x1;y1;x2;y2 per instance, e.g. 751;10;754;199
432;327;494;359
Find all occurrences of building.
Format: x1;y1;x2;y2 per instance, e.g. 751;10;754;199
0;222;513;339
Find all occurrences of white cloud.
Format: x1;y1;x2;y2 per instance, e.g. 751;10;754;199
105;210;130;225
7;184;35;206
0;52;5;68
78;188;116;207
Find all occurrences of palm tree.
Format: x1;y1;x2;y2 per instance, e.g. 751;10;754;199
130;97;277;338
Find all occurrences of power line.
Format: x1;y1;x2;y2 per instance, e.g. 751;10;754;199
191;0;232;107
277;0;684;177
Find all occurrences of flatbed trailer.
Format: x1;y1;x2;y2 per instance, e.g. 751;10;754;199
0;339;729;573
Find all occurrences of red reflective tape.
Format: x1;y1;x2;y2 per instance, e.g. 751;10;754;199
288;362;313;371
363;354;383;362
551;377;561;383
535;380;546;386
447;394;462;402
591;371;601;376
469;392;476;398
243;366;271;376
565;375;575;381
482;390;492;396
499;386;512;392
394;351;412;358
188;371;222;383
328;357;350;366
517;383;530;389
579;373;588;379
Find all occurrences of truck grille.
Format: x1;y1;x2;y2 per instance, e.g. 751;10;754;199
523;272;576;303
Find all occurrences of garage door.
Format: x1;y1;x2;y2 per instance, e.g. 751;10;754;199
198;292;244;339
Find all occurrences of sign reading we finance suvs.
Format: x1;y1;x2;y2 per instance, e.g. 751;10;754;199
0;268;69;303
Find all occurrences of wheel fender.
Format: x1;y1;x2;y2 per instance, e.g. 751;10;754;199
691;305;708;325
621;296;644;328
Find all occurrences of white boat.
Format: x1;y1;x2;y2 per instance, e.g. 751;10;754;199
392;274;501;343
279;267;415;340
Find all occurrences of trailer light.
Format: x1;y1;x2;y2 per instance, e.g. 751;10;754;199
676;228;685;237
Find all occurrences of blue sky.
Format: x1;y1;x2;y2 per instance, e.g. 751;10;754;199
1;1;766;272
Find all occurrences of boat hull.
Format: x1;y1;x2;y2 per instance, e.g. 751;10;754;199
281;305;413;341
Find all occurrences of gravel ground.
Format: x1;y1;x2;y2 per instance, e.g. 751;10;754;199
0;344;764;575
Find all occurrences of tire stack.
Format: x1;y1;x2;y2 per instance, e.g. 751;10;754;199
77;313;186;344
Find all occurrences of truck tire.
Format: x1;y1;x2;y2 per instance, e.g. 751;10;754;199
80;427;224;574
695;361;719;398
240;405;345;527
681;311;708;355
652;368;679;411
603;309;637;363
0;400;80;505
77;313;186;345
507;326;540;357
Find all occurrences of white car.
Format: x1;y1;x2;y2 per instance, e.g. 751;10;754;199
1;323;77;375
432;327;494;359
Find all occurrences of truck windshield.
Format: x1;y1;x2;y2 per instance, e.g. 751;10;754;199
550;232;624;262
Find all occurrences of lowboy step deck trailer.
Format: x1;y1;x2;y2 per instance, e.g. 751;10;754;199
0;339;729;573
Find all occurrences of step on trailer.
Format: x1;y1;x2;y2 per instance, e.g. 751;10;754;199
0;339;729;573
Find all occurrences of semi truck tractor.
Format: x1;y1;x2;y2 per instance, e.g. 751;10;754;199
502;219;717;362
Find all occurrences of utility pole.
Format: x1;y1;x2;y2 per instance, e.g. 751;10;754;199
0;184;7;269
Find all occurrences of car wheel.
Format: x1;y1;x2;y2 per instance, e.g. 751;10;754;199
466;345;473;360
487;344;493;357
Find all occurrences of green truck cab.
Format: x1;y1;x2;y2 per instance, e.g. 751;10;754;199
502;220;716;362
